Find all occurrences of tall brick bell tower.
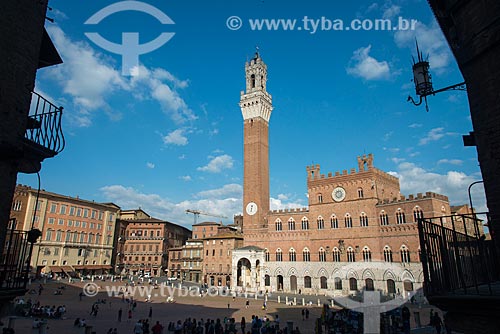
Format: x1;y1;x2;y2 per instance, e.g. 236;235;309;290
240;51;273;235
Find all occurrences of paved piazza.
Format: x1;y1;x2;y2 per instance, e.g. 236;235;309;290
4;280;322;334
1;280;438;333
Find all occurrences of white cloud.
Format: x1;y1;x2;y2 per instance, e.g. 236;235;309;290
383;147;400;153
178;154;186;160
437;159;463;166
419;127;457;145
51;8;68;21
387;162;485;209
146;162;155;169
180;175;192;181
346;45;390;80
382;4;401;19
196;184;242;199
277;194;289;201
45;25;195;127
270;196;305;211
100;184;241;227
46;25;128;126
391;157;405;164
131;66;196;124
394;20;451;72
408;123;423;128
197;155;234;173
163;129;188;146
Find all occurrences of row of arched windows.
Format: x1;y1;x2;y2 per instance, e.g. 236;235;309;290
264;275;413;294
264;245;413;263
274;207;425;231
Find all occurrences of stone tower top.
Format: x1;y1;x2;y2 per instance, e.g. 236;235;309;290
244;51;268;94
240;51;273;122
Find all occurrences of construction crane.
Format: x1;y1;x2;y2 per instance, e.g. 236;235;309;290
185;209;228;224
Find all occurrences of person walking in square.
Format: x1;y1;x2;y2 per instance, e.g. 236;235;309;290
118;308;122;322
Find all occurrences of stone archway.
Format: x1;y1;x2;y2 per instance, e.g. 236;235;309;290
232;246;266;292
290;275;298;292
237;258;252;288
277;275;284;291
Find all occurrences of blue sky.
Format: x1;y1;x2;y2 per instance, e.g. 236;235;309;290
20;0;486;227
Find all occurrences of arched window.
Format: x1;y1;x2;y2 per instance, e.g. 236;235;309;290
347;247;356;262
275;219;282;231
250;74;256;88
380;211;389;225
318;248;326;262
400;245;411;263
365;278;374;291
265;249;270;261
288;219;296;230
304;276;312;288
264;275;271;286
320;276;328;289
332;248;341;262
349;278;358;291
387;279;396;294
334;277;342;290
45;229;53;241
357;188;364;198
396;209;406;224
404;280;414;292
301;217;309;230
383;246;393;263
362;247;372;262
276;249;282;262
360;212;369;227
345;214;353;228
413;206;424;222
289;248;296;262
65;230;71;242
318;193;323;203
330;215;338;229
302;248;310;262
317;216;324;230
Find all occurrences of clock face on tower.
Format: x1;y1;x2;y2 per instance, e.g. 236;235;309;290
246;202;258;215
332;187;346;202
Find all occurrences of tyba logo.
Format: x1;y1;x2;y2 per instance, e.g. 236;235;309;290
84;1;175;76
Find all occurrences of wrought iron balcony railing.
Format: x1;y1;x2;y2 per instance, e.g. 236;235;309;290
26;91;65;155
418;213;500;297
1;221;32;290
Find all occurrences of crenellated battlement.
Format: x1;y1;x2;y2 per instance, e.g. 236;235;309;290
306;154;399;184
270;207;309;214
378;191;449;205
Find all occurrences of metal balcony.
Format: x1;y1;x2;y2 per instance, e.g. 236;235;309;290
418;213;500;297
26;91;65;154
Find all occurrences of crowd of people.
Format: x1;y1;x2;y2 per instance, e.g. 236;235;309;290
14;296;67;319
122;313;300;334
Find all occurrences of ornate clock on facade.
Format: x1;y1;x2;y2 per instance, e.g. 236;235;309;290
332;187;346;202
246;202;258;215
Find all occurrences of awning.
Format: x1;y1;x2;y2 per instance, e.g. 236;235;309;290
73;265;85;270
49;266;62;273
61;266;75;272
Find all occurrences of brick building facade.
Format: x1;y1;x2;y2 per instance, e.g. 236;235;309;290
119;211;191;277
232;53;471;298
10;185;120;277
203;232;243;287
